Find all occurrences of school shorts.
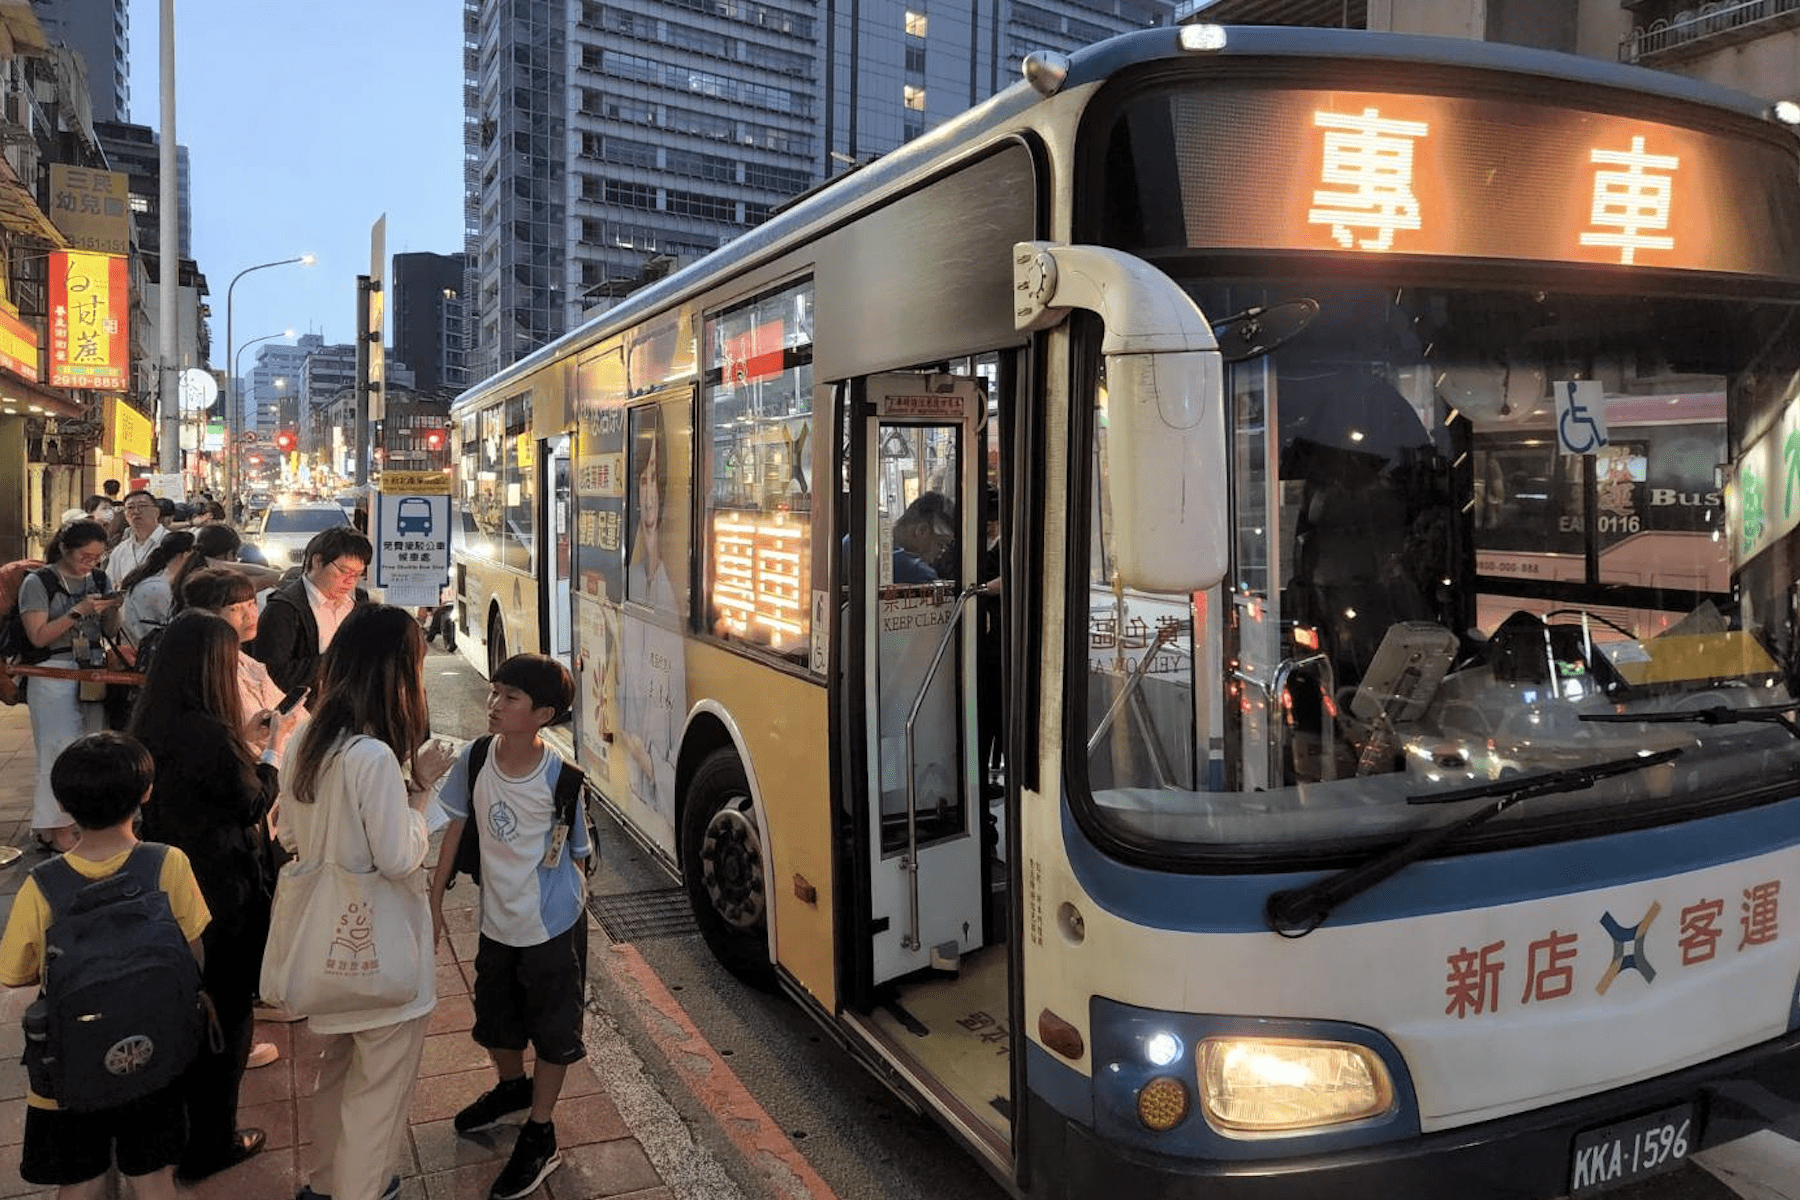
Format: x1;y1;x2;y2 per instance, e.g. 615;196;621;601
470;921;589;1065
20;1085;188;1185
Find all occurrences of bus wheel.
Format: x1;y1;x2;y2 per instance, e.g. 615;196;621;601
681;749;774;988
487;612;507;677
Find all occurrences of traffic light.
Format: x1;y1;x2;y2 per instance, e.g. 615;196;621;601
274;429;297;453
425;427;446;452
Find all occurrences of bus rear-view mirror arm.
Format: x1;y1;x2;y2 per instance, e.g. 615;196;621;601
1012;241;1228;593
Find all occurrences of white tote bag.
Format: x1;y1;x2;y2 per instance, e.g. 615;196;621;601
260;741;424;1017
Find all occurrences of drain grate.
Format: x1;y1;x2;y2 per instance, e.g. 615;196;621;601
591;887;696;943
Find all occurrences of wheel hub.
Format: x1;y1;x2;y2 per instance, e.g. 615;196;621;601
700;801;766;931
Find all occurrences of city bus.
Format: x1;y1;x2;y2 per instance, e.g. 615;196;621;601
447;24;1800;1197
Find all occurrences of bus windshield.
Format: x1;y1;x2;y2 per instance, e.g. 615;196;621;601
1079;278;1800;857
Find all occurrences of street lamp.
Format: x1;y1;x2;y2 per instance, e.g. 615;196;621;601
225;254;314;506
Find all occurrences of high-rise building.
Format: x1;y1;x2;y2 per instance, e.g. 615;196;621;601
465;0;1174;379
31;0;129;123
94;120;191;260
392;252;469;398
250;335;321;436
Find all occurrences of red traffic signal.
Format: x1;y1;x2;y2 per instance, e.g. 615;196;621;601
424;427;446;452
273;429;297;453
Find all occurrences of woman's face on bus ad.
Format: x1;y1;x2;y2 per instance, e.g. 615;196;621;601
638;442;661;538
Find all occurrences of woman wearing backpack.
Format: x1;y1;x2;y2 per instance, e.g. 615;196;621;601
19;519;124;852
127;611;287;1184
280;604;454;1200
117;529;195;644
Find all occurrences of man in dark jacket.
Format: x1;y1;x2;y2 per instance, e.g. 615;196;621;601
251;526;373;693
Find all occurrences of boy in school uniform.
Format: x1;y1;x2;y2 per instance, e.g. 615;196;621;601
0;732;210;1200
430;653;589;1200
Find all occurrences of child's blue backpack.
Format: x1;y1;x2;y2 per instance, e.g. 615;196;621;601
21;844;207;1111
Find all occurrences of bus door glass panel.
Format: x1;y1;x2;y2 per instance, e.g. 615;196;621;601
861;372;984;984
614;398;693;854
546;435;573;660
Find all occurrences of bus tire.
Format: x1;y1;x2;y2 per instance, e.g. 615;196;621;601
487;612;507;678
681;748;775;989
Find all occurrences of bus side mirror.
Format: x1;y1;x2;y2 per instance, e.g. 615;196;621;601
1104;349;1228;592
1012;241;1230;593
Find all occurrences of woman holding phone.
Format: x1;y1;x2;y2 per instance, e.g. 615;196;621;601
128;610;288;1183
181;566;308;763
19;518;124;850
282;604;453;1200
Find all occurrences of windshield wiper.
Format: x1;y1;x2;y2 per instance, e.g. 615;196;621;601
1263;748;1684;938
1580;702;1800;741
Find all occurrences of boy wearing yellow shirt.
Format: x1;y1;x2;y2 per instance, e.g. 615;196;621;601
0;732;210;1200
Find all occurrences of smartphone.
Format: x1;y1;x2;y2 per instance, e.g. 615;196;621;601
100;591;123;601
275;686;311;715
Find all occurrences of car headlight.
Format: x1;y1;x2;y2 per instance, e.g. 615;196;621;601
1198;1037;1394;1133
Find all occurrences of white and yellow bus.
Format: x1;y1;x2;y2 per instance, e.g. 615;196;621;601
449;24;1800;1197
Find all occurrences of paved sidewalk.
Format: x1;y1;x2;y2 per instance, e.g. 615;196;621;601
0;700;674;1200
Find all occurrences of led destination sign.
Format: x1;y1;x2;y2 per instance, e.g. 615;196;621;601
1149;87;1800;278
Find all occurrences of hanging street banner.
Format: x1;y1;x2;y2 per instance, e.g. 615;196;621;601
106;397;154;464
47;166;131;255
49;251;128;389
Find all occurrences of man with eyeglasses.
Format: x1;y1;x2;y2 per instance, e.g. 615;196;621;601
105;490;167;577
250;527;373;693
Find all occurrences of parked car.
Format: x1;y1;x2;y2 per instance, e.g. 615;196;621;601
248;501;353;570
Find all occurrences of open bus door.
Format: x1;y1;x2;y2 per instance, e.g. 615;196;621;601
854;372;987;983
544;434;574;661
842;369;1015;1163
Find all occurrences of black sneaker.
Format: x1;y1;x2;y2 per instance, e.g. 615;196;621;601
488;1119;562;1200
454;1075;533;1134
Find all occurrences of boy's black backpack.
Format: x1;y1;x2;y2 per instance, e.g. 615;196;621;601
21;844;206;1111
448;736;593;887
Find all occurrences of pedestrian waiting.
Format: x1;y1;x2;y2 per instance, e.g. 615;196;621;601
431;653;589;1200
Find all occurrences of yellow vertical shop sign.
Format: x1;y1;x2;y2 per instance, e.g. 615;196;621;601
49;252;129;389
107;396;154;463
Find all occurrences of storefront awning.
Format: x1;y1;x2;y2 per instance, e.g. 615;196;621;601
0;370;84;419
0;154;67;246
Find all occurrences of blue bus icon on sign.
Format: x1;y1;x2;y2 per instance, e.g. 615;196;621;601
396;497;435;536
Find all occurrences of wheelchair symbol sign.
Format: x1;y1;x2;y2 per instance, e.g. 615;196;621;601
1555;379;1609;456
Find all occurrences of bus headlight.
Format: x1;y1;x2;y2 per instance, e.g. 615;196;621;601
1198;1037;1395;1133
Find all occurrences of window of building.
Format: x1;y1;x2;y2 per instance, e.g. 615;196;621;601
667;147;739;183
905;44;927;74
743;162;812;194
701;280;815;662
666;189;738;222
605;179;661;211
905;8;928;36
904;84;926;111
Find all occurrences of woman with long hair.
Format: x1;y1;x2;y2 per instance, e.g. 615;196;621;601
127;610;285;1183
283;604;453;1200
181;567;305;763
118;528;195;643
19;518;123;850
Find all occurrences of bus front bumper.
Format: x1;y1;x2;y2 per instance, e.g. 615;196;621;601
1024;1027;1800;1200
